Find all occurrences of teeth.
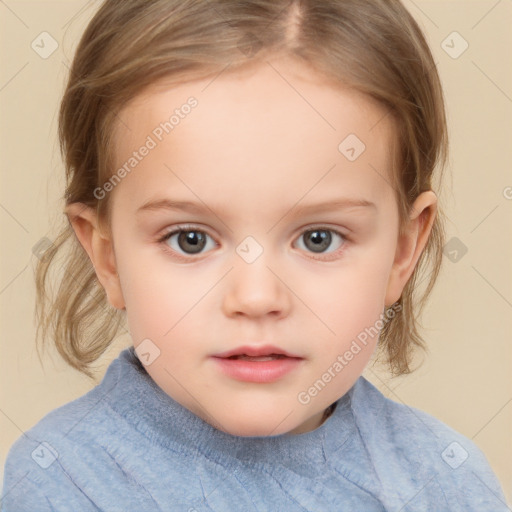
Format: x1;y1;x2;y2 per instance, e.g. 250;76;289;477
232;354;283;361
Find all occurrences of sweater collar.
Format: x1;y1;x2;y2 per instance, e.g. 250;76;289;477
104;346;361;472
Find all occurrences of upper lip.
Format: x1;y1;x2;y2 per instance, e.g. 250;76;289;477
212;344;302;359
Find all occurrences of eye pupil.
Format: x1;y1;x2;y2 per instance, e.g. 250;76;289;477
305;229;331;253
178;230;206;254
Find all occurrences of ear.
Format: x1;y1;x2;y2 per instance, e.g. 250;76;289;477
64;203;125;310
385;191;437;306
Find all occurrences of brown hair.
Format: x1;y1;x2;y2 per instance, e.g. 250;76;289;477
35;0;448;379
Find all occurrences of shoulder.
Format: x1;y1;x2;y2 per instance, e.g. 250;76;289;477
1;361;126;510
1;349;197;510
349;376;509;511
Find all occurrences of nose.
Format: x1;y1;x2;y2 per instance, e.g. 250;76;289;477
221;252;292;319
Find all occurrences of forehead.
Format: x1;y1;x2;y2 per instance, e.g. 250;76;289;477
110;57;397;215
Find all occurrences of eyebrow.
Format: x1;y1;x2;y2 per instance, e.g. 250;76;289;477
136;197;377;216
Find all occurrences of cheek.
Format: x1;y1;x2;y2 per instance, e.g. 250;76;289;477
315;255;392;322
113;238;174;337
304;251;394;366
116;247;213;344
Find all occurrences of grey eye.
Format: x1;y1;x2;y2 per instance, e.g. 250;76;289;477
296;229;344;254
164;229;215;255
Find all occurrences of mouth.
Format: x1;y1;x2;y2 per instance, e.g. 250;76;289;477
211;345;303;383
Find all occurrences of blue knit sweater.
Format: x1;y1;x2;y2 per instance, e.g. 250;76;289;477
1;347;509;511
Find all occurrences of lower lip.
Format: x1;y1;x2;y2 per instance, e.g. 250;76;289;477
211;356;302;383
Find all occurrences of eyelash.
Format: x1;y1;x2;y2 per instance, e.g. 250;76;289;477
157;224;349;262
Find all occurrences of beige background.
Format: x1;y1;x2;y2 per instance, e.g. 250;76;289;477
1;0;511;505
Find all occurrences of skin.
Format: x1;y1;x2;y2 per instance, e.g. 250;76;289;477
65;55;437;437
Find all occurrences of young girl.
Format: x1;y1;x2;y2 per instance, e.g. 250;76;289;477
2;0;509;510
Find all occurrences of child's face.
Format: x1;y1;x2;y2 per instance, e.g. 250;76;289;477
103;56;411;436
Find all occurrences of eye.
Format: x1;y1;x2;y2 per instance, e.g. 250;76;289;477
294;226;347;259
158;225;216;257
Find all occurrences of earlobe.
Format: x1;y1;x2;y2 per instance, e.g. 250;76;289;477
384;191;437;306
64;203;125;310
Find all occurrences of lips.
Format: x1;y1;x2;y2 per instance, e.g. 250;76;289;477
212;344;302;360
211;345;303;383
